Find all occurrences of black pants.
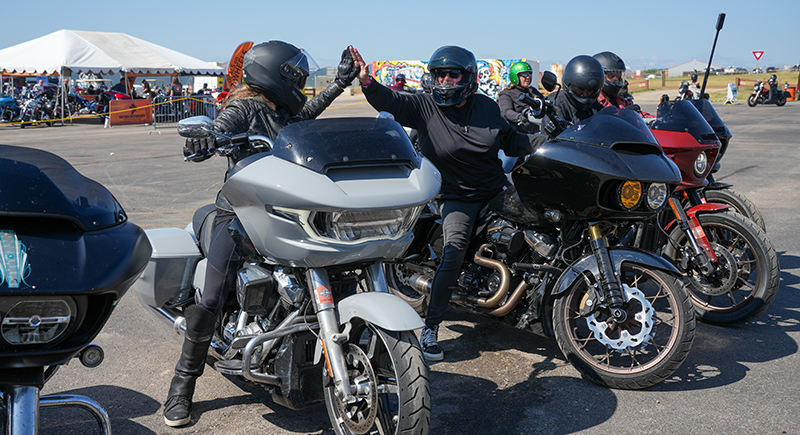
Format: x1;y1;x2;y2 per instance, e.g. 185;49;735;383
425;200;484;327
198;215;241;314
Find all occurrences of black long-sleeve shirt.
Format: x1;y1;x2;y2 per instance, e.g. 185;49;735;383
362;79;546;202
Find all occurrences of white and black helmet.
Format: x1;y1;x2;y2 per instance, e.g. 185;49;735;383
241;41;319;116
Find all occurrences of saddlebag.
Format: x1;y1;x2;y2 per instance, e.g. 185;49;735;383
131;228;201;308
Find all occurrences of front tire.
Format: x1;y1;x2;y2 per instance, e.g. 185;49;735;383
553;265;695;389
747;94;758;107
663;211;780;326
703;187;766;232
324;322;431;435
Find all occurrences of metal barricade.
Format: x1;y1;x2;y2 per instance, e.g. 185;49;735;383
150;94;218;134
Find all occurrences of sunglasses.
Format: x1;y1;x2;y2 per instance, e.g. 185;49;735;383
434;69;463;80
518;72;532;78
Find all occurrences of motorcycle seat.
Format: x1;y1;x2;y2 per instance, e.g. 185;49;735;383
192;204;216;255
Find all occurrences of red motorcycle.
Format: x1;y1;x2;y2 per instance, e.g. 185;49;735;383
613;100;780;325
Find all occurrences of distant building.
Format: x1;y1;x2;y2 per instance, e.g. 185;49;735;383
665;60;725;78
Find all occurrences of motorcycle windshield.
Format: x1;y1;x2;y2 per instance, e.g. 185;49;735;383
271;118;421;174
650;100;718;141
0;145;126;230
689;99;731;140
556;105;658;147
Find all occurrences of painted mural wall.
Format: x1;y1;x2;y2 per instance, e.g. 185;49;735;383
371;58;537;100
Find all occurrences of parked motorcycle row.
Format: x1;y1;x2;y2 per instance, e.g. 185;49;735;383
0;47;783;435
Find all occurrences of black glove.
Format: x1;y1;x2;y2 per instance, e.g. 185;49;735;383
334;46;360;89
183;136;215;162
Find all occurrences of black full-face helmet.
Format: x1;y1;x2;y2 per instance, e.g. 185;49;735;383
241;41;319;116
593;51;626;97
769;74;778;83
420;72;432;93
562;55;604;111
691;73;698;83
428;45;479;106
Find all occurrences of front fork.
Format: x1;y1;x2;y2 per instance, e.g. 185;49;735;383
667;192;718;275
588;223;627;323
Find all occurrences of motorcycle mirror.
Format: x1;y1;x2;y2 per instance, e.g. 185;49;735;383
626;104;641;112
715;13;725;31
177;115;214;138
540;71;557;92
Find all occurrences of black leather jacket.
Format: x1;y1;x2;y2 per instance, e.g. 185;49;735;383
213;82;344;157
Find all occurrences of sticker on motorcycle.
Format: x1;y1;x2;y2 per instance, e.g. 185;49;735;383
314;285;334;305
0;230;31;288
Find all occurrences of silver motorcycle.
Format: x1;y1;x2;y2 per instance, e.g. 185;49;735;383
132;115;440;434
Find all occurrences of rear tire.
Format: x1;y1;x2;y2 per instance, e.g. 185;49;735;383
747;94;758;107
776;93;787;106
703;187;766;232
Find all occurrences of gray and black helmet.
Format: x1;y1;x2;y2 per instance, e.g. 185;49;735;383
562;55;604;111
241;41;318;116
427;45;479;106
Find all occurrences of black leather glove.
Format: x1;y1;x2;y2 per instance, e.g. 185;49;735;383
182;136;215;162
334;46;360;89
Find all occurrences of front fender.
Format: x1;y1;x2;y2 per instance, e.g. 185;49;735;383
552;246;681;296
665;202;730;232
336;292;425;331
314;292;424;364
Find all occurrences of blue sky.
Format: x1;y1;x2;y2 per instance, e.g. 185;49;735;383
3;0;797;73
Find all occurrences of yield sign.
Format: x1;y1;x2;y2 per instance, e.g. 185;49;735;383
753;51;764;61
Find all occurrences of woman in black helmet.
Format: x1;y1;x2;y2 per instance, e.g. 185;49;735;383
163;40;360;428
544;55;605;132
351;46;546;362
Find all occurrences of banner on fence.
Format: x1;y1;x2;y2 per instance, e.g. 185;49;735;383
109;99;153;126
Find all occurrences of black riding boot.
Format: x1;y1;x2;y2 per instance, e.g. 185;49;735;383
163;304;217;427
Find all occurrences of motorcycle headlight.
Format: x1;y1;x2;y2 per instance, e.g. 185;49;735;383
617;181;642;211
274;206;423;244
1;298;75;345
693;152;709;178
646;183;669;210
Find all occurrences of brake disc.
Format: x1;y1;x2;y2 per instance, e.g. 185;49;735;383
690;242;738;296
333;343;378;434
587;284;655;352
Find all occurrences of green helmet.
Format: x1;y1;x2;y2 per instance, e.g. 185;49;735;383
509;61;533;86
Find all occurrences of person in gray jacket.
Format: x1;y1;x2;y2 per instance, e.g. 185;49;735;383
163;40;360;428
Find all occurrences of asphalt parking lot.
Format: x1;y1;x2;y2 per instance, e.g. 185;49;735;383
1;93;799;434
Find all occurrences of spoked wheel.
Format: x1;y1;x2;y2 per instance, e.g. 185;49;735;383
324;321;430;435
747;94;758;107
664;211;780;326
553;264;695;389
703;187;766;232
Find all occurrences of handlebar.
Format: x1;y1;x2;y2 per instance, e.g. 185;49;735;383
517;93;567;138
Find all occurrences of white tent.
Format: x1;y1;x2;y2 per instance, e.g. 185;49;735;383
0;29;223;76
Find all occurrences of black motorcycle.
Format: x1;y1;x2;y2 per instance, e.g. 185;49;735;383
0;145;152;435
385;80;696;389
747;81;790;107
